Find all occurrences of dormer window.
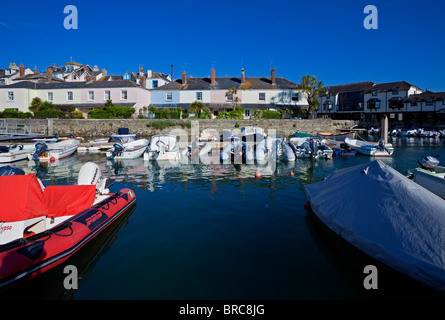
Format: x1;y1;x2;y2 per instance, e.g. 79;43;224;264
392;88;399;95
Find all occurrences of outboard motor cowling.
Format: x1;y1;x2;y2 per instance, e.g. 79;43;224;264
32;142;49;160
108;143;124;159
418;156;440;170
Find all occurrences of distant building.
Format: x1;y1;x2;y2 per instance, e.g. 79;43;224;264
0;63;33;85
316;80;445;126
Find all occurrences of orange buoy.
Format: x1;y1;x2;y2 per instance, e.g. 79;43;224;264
255;171;261;178
290;170;294;176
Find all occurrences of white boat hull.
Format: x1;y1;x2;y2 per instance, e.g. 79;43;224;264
412;167;445;199
27;140;80;162
106;139;148;159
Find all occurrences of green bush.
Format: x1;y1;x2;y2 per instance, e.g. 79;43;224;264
87;100;135;119
251;109;281;119
216;106;244;119
71;109;84;119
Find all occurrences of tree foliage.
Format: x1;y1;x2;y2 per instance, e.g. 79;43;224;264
296;75;326;116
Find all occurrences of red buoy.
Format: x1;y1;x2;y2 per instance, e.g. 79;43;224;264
50;157;56;163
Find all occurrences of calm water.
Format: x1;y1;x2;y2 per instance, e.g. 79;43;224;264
1;135;445;300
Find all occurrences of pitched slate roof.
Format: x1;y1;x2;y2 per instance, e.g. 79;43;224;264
152;76;297;91
403;91;445;102
364;81;420;93
0;80;143;89
323;81;375;96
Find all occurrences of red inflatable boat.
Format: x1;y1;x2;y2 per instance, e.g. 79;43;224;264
0;164;136;289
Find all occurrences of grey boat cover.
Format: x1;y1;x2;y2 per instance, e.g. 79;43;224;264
305;160;445;291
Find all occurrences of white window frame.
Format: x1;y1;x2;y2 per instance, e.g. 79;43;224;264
104;90;111;101
88;91;94;101
166;92;172;101
7;91;14;101
259;92;266;101
67;91;73;101
196;92;202;101
121;90;128;100
47;92;54;101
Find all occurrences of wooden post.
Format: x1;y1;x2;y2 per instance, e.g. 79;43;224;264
381;115;388;143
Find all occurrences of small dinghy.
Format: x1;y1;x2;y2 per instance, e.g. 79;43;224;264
304;160;445;293
0;144;36;163
0;162;136;289
28;139;80;162
345;138;394;157
78;138;114;152
144;135;181;161
322;139;357;156
106;139;148;160
411;156;445;199
181;139;212;158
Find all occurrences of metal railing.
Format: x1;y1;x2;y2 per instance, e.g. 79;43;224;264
0;121;47;136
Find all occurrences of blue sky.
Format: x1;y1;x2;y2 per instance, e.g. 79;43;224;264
1;0;445;91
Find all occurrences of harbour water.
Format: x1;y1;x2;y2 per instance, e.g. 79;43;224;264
1;135;445;300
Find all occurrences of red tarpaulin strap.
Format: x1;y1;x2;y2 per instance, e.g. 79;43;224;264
43;185;96;218
0;174;47;222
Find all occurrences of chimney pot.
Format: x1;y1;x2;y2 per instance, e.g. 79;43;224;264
19;63;25;77
140;75;147;88
47;67;53;82
211;69;215;84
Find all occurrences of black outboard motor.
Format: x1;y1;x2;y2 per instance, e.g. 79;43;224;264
32;142;49;161
0;165;25;176
109;143;124;159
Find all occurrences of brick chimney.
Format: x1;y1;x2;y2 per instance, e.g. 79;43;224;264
271;68;276;86
211;68;215;84
140;75;146;88
34;66;38;74
241;68;245;84
47;67;53;82
182;71;187;85
139;66;144;75
19;63;25;77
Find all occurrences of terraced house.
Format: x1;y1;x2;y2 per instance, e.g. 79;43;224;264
0;80;150;118
150;68;308;118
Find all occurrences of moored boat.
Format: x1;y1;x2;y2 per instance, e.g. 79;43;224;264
304;160;445;293
106;139;149;160
411;156;445;199
0;144;36;163
27;139;80;162
0;162;136;289
344;137;393;157
144;134;181;161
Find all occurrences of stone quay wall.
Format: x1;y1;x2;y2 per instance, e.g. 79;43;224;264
2;118;358;139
